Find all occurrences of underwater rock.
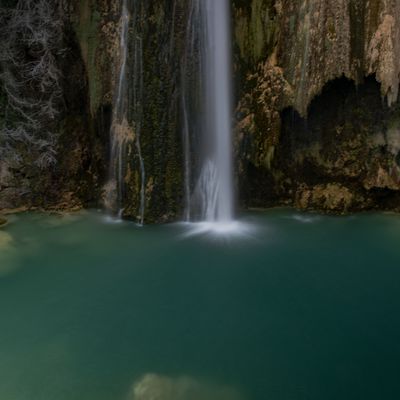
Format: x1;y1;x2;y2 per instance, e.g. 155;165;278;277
128;374;245;400
0;216;7;227
0;231;12;249
0;231;18;277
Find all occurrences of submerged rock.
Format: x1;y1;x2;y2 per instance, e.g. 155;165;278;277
0;231;12;251
0;216;7;227
128;374;244;400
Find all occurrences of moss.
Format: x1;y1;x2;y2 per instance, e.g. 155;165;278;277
105;0;186;222
74;1;102;115
233;0;277;64
0;83;6;129
349;0;366;81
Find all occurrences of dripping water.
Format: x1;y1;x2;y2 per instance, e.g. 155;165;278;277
105;0;132;218
132;29;145;226
181;0;202;222
106;0;146;224
181;84;191;222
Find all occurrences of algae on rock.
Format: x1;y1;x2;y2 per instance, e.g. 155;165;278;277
2;0;400;220
235;0;400;214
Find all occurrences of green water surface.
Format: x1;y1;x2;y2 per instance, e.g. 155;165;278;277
0;210;400;400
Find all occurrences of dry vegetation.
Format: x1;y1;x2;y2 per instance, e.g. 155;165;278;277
0;0;65;169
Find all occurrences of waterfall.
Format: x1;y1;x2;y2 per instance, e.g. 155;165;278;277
132;32;145;226
107;0;233;225
181;0;201;222
105;0;146;224
183;0;234;224
105;0;132;218
202;0;234;222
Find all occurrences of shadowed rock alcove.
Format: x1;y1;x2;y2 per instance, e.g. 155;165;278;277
242;75;400;213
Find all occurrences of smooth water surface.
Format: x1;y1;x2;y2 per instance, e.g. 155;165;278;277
1;210;400;399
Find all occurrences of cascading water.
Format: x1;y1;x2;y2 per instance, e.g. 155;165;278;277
181;0;201;222
201;0;234;222
183;0;235;226
105;0;132;218
105;0;145;224
131;9;146;226
107;0;233;227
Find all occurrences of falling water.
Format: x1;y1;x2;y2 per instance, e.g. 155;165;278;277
181;83;192;222
183;0;234;224
201;0;234;222
132;31;146;226
106;0;146;224
181;0;201;222
105;0;132;218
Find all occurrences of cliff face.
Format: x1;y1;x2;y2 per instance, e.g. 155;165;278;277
0;0;103;211
1;0;400;220
235;0;400;212
68;0;189;222
0;0;187;221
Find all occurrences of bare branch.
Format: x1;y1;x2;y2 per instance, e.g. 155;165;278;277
0;0;65;169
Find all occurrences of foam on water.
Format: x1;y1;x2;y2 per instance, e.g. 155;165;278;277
182;219;256;239
290;214;321;223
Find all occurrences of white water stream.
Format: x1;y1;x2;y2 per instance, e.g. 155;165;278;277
202;0;234;223
184;0;235;227
106;0;145;224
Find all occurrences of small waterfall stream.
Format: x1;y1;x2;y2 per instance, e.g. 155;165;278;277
132;30;145;226
106;0;131;218
181;0;202;222
106;0;145;224
107;0;233;226
183;0;235;226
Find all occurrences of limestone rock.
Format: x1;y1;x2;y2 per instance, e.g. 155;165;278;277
295;184;357;213
235;0;400;214
2;0;400;221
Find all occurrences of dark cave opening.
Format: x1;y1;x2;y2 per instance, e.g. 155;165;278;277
277;75;400;210
279;75;386;176
242;75;400;212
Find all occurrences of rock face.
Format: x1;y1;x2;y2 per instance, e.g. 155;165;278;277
0;0;104;212
66;0;188;222
235;0;400;213
1;0;400;220
0;0;187;222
